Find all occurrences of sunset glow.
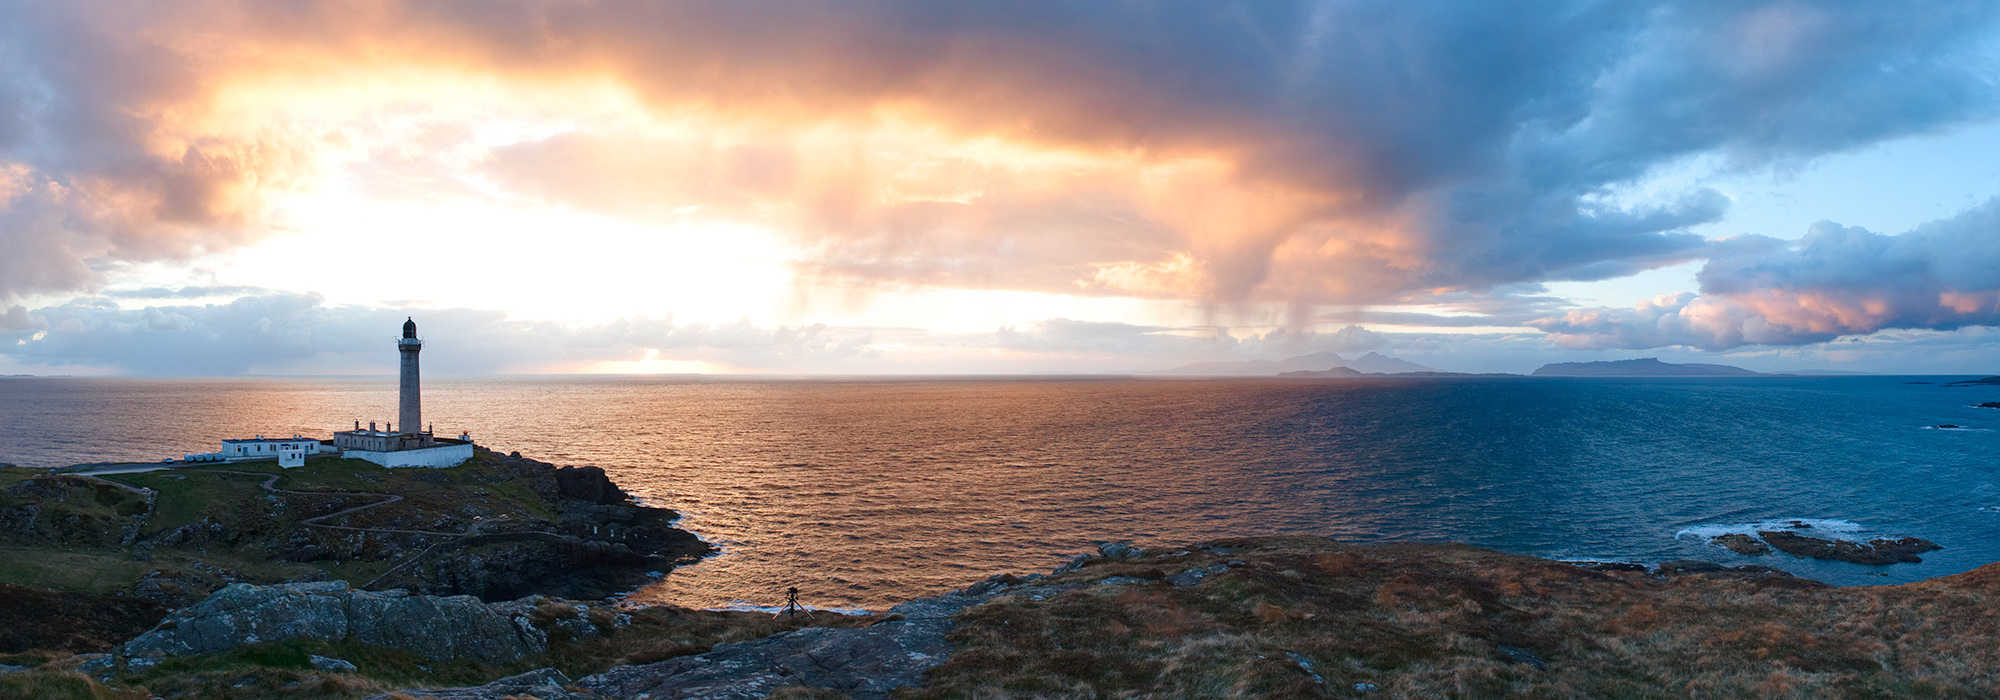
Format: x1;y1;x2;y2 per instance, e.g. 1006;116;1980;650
3;1;1998;375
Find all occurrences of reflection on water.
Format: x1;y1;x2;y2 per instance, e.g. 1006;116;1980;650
2;375;1997;609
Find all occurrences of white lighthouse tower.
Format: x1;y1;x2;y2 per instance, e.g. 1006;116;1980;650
331;317;475;468
398;317;422;435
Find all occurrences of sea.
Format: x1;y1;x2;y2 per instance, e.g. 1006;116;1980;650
2;375;1996;611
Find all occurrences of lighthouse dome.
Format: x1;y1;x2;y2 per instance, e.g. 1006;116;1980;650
402;317;417;339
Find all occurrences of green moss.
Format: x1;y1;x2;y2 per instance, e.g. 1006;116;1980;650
0;547;156;595
130;638;509;689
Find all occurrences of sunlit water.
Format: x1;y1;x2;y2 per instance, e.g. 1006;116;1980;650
2;375;1997;610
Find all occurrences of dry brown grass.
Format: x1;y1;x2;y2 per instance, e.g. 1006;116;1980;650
899;536;2000;699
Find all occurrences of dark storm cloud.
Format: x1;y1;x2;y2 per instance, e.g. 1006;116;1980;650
1531;196;2000;349
0;0;1996;343
462;0;2000;305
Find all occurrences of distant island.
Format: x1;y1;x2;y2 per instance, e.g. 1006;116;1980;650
1157;351;1442;376
1531;358;1762;377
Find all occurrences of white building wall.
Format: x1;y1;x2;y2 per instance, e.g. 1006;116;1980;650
220;438;321;461
343;442;473;469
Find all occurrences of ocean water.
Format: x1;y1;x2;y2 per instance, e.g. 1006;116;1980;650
1;375;1996;610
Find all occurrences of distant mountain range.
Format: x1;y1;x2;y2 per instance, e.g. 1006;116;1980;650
1156;351;1443;376
1531;358;1760;377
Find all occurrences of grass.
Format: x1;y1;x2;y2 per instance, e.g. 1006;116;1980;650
0;547;156;594
0;670;149;700
0;448;591;600
901;537;2000;700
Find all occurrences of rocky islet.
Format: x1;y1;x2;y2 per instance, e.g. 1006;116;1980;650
1704;529;1942;565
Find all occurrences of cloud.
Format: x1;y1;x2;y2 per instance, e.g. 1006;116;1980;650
102;285;274;300
0;0;1996;325
1531;196;2000;348
1;291;1415;375
0;293;877;375
1;304;45;332
8;287;1996;376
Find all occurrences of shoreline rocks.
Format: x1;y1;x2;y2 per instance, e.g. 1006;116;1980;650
1711;533;1771;556
1704;530;1941;565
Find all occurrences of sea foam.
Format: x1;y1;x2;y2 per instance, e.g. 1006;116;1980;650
1674;518;1869;542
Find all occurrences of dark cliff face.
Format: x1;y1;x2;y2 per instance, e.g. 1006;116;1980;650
551;465;630;506
349;450;712;602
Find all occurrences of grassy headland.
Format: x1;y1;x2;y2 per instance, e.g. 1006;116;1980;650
0;448;710;654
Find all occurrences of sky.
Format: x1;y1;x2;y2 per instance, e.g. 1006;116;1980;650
2;1;1998;376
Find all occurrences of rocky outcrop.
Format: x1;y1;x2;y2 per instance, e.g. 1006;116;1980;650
576;579;1075;700
120;581;547;665
1758;531;1941;564
555;466;628;505
1710;533;1772;556
369;668;585;700
363;451;711;601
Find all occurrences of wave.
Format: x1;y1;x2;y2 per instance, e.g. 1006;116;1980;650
1674;518;1868;542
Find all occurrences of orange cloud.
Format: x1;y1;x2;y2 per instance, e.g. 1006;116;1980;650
3;0;1993;339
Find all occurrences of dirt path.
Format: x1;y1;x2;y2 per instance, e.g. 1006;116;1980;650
197;470;473;537
193;470;578;590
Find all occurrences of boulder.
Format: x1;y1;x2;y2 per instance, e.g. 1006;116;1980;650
1711;533;1771;556
309;654;357;673
1655;561;1727;575
1096;542;1143;559
120;581;547;665
1568;560;1648;572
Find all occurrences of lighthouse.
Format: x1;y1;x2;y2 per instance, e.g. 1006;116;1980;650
398;317;422;435
331;317;475;468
